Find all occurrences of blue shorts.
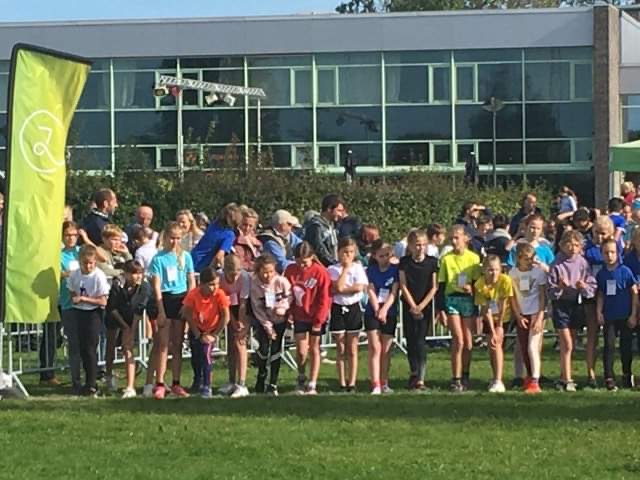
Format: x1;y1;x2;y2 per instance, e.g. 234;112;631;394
552;300;584;330
445;295;476;318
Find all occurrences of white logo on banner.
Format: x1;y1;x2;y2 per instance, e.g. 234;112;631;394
19;110;65;174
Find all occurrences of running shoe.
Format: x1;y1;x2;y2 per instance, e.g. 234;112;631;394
200;387;212;399
524;381;542;394
218;383;236;396
605;378;618;392
122;387;137;399
450;380;464;393
382;384;394;394
153;384;166;400
585;377;598;390
488;380;506;393
304;386;318;395
371;385;382;395
230;385;250;398
511;377;524;390
142;383;154;398
266;384;279;396
564;381;577;392
170;384;190;398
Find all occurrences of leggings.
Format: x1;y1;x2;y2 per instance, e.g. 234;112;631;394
76;308;102;389
603;319;634;380
189;335;215;388
402;309;428;382
255;322;287;388
516;315;544;379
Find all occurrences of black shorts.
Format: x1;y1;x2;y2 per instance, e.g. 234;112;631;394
552;300;584;330
162;292;186;320
105;312;134;330
329;303;363;334
294;322;326;336
364;314;398;336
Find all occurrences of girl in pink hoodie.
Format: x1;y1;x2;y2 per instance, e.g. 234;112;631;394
250;254;292;395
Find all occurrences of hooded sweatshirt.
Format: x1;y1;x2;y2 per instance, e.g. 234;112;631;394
304;214;338;267
284;261;332;329
485;228;511;263
547;254;596;302
249;274;292;334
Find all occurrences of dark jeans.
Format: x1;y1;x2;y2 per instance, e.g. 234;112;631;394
603;319;634;380
76;309;102;389
61;309;82;389
255;322;287;389
189;335;214;388
39;322;61;380
403;309;428;382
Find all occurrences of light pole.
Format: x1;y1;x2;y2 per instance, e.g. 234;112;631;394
482;96;504;188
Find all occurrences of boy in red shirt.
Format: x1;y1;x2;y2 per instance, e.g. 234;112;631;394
284;242;332;395
182;267;230;398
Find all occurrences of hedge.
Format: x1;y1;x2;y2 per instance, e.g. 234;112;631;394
66;149;553;241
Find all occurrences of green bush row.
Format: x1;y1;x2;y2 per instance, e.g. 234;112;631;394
66;150;552;241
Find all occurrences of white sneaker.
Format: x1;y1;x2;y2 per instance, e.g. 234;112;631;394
122;387;137;399
304;387;317;395
382;385;394;394
142;383;154;398
230;385;249;398
371;386;382;395
218;383;236;396
488;380;506;393
106;376;117;392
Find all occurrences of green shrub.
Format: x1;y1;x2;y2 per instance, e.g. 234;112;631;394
66;149;552;240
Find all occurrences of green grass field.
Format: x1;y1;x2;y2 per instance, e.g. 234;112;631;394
2;343;640;479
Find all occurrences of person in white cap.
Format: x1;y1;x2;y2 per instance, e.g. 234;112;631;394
257;210;302;274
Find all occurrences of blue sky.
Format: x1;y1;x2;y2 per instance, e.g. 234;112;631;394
3;0;341;22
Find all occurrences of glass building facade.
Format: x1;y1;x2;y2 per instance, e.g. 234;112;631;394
0;46;594;183
623;94;640;143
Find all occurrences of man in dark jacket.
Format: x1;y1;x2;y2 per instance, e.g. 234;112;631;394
81;188;118;245
304;194;346;267
509;192;541;237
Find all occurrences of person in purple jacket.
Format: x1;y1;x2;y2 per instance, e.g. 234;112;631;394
548;230;597;392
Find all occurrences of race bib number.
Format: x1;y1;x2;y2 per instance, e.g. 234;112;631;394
457;273;467;288
166;266;178;283
293;286;305;307
489;300;499;315
229;292;239;306
265;292;276;308
606;280;617;296
519;276;530;292
378;288;390;304
68;260;80;272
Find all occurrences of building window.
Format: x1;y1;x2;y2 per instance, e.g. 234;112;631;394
574;139;593;163
433;143;451;165
478;63;522;101
317;107;381;142
317;68;337;105
456;104;522;140
339;143;382;167
385;66;428;104
249;108;313;143
456;66;474;102
525;63;570;101
623;107;640;142
432;66;450;102
573;63;592;100
479;141;523;165
526;102;592;139
77;72;110;110
386;143;430;166
293;69;312;105
339;66;381;105
114;71;157;109
248;69;291;106
526;140;571;164
317;144;338;166
386;105;451;140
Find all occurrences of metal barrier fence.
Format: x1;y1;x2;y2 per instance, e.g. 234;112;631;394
1;301;561;396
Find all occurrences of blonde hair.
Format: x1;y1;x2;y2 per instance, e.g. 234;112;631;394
593;216;615;238
240;205;259;222
176;209;203;237
223;254;242;275
449;224;470;240
162;222;185;269
101;224;123;240
559;230;584;248
407;229;427;247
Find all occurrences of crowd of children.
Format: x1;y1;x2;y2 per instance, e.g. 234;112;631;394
47;184;640;398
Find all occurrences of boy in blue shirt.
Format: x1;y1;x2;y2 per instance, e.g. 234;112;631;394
596;238;638;391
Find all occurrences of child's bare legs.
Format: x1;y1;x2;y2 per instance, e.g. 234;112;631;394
226;327;237;384
234;321;249;386
346;332;359;387
380;334;394;386
367;330;382;387
462;316;475;378
558;328;574;382
448;314;463;378
584;303;598;380
487;322;504;382
308;335;322;386
170;319;185;385
154;322;170;385
296;332;310;378
121;322;137;390
334;333;346;387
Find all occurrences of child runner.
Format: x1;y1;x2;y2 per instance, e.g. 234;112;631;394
67;245;110;397
399;231;438;391
365;240;400;394
105;260;156;398
583;216;621;387
509;243;547;393
438;225;482;392
250;254;292;395
328;238;369;392
548;230;596;392
284;242;332;395
132;226;157;272
426;223;446;259
148;222;196;400
60;221;82;394
234;206;263;272
97;224;132;282
218;254;252;398
596;238;638;391
624;199;640;248
506;214;555;271
474;255;513;393
182;266;230;398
